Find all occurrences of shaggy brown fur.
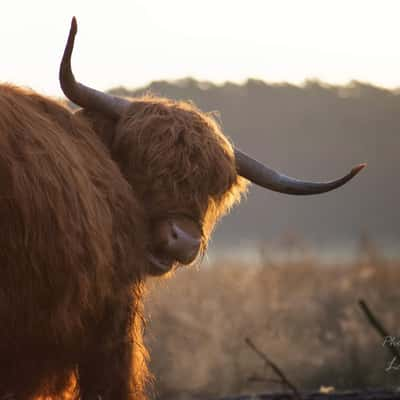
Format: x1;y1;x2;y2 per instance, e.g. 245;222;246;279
0;84;149;399
81;96;248;250
0;85;247;399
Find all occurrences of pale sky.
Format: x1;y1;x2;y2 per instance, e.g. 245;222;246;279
1;0;400;98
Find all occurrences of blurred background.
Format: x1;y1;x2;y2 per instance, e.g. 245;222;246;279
3;1;400;398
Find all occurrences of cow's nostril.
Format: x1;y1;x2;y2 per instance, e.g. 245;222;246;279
171;229;178;240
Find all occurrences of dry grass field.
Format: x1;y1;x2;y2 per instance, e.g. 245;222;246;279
144;241;400;399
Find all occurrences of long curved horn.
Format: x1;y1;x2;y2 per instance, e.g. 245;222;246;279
235;149;366;195
59;17;130;119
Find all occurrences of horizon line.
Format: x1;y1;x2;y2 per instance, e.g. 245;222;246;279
107;76;400;94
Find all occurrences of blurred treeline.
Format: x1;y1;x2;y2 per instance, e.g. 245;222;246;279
111;79;399;254
145;243;400;399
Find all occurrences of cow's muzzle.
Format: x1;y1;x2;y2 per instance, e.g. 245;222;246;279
147;216;202;276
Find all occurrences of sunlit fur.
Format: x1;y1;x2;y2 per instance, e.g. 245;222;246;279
0;85;248;399
109;96;248;255
0;84;149;399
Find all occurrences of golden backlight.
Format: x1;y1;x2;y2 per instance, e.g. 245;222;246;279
0;0;399;96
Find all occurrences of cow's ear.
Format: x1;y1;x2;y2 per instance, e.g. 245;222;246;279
74;109;117;149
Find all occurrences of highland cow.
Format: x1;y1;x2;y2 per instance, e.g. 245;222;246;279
0;17;365;400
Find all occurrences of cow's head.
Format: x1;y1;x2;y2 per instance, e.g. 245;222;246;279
60;18;365;276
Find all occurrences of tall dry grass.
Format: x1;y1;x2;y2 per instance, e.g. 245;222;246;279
144;240;400;399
